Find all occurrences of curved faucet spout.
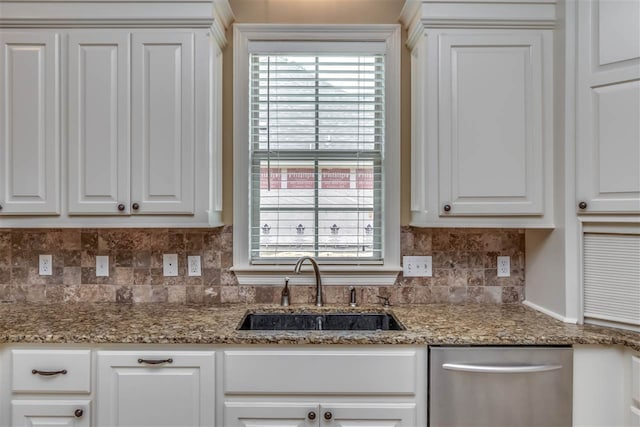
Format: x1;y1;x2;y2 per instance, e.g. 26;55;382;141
293;256;323;307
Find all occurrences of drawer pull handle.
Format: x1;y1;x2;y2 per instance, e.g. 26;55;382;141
74;409;84;418
32;369;67;376
138;358;173;365
324;411;333;420
308;411;316;420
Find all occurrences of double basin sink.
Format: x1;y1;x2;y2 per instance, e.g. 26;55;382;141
238;312;405;331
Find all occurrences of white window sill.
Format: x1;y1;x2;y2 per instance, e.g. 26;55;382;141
231;265;402;286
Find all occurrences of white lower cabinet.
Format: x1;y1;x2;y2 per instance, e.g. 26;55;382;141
222;347;425;427
224;402;415;427
96;351;215;427
12;400;91;427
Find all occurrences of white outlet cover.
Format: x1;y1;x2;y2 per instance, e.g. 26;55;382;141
96;255;109;277
39;254;52;276
403;255;432;277
497;256;511;277
163;254;179;277
188;256;201;277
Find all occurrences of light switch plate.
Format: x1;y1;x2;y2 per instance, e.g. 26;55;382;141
96;256;109;277
403;256;432;277
163;254;178;277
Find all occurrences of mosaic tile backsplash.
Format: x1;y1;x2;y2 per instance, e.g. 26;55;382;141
0;227;524;304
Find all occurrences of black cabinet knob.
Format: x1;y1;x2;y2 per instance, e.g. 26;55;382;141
74;409;84;418
117;204;125;211
578;201;587;210
443;204;452;212
308;411;316;420
0;204;2;210
324;411;333;420
132;203;140;210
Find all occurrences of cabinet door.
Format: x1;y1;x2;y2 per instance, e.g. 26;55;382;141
96;351;215;427
438;32;546;216
224;402;319;427
131;32;195;215
68;32;130;215
0;32;60;215
12;400;90;427
576;0;640;214
319;403;415;427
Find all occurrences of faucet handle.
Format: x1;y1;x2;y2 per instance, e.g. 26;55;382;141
377;295;391;307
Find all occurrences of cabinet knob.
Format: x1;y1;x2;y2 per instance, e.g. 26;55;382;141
74;409;84;418
578;201;587;210
324;411;333;420
117;204;125;211
443;204;452;212
308;411;316;420
132;203;140;211
0;204;2;210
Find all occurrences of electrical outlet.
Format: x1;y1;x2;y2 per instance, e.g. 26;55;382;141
96;255;109;277
188;256;201;277
403;256;432;277
163;254;178;277
497;256;511;277
39;254;52;276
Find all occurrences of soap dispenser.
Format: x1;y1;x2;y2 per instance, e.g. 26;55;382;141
281;277;290;306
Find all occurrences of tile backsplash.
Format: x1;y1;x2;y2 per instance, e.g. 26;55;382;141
0;227;524;304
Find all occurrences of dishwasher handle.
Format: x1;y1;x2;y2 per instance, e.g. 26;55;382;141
442;363;563;374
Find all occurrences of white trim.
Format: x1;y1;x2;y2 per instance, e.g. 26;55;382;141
233;266;402;286
584;317;640;334
233;24;402;286
523;300;578;324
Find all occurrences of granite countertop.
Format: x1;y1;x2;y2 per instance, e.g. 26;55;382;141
0;303;638;351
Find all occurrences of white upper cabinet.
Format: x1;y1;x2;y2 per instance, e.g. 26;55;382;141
68;32;130;215
0;0;232;226
131;32;195;215
438;32;545;216
576;0;640;214
401;1;555;227
0;32;60;215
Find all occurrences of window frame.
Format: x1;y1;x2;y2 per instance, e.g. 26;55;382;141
232;24;401;286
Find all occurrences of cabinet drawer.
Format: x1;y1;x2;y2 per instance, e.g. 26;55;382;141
12;400;91;427
12;350;91;393
224;349;417;395
633;356;640;405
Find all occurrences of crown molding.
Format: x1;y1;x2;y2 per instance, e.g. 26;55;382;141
401;0;556;50
0;0;233;45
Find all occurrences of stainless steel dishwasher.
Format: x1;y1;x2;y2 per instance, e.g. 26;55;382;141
430;346;573;427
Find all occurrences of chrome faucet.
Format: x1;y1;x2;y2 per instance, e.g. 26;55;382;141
293;256;323;307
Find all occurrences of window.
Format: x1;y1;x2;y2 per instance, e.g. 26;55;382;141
233;25;400;285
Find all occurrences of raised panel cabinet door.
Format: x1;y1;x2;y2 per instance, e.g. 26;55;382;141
96;351;215;427
11;400;91;427
68;32;130;215
576;0;640;214
223;402;319;427
438;32;546;216
0;32;60;215
319;403;416;427
131;32;195;215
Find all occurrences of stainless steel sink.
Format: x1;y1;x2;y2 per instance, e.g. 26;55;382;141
237;312;405;331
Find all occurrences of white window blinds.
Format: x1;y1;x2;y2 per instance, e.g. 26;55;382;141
249;53;385;262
